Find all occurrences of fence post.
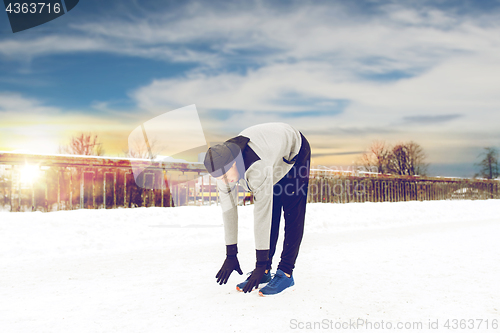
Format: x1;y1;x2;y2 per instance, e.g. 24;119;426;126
18;167;21;211
195;173;199;206
161;170;165;207
10;165;13;212
209;175;213;206
113;172;117;209
69;170;73;210
320;177;324;203
353;180;358;203
31;175;35;211
103;171;107;209
151;172;156;207
124;171;129;208
57;169;61;210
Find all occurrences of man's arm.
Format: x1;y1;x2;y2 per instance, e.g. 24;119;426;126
215;181;243;284
240;166;273;292
247;165;274;250
217;180;239;246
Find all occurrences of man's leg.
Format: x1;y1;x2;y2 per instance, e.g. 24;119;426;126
277;134;311;276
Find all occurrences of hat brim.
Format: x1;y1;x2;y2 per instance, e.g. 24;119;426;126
209;160;235;178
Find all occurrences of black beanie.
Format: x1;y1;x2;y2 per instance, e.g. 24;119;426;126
204;135;250;177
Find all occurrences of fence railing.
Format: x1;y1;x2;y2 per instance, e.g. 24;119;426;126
0;152;211;212
308;169;500;203
1;152;498;212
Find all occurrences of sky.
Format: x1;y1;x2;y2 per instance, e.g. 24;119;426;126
1;0;500;177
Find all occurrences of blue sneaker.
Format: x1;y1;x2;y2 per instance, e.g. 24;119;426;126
236;270;272;292
258;269;294;296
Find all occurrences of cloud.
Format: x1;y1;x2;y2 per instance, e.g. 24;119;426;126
402;114;463;125
312;151;365;158
4;1;500;126
0;92;59;114
130;62;350;114
2;1;500;72
0;36;107;60
94;1;498;134
126;50;500;164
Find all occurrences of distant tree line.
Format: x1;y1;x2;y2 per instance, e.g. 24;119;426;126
359;141;428;176
57;132;499;180
58;133;105;156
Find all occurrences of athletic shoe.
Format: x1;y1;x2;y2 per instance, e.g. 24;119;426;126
258;269;294;296
236;270;272;292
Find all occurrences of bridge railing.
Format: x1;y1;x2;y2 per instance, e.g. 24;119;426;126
308;168;500;203
1;152;498;212
0;152;215;212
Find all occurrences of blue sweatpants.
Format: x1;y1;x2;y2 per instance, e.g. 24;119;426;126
267;133;311;275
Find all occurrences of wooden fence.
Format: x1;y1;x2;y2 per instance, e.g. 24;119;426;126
0;152;498;212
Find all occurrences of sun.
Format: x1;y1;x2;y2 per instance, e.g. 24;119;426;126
20;164;41;185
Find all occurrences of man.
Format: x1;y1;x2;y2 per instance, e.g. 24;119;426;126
203;123;311;296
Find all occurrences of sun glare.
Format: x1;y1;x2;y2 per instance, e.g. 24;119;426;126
20;164;41;185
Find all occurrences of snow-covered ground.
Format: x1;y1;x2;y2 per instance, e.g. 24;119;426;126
1;200;499;332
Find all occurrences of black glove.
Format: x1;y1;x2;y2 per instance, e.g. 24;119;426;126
242;249;269;293
216;244;243;285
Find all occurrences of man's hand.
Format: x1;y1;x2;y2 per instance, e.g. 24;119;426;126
242;249;269;293
242;265;266;293
216;244;243;285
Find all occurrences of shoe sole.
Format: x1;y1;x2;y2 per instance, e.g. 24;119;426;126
258;284;295;297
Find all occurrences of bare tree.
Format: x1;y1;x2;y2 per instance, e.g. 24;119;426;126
359;141;392;174
475;147;499;179
58;133;105;156
124;137;162;159
388;141;428;176
360;140;428;176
